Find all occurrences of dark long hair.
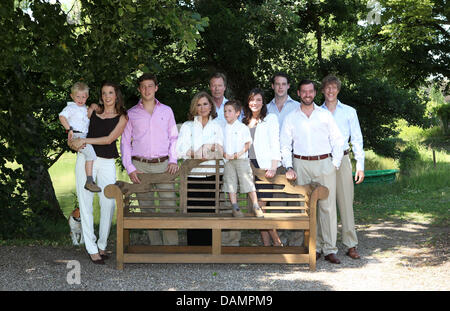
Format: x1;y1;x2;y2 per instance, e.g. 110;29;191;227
98;81;127;117
242;88;267;125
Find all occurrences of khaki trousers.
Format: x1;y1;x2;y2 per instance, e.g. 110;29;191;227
336;154;358;249
293;157;338;255
133;159;179;246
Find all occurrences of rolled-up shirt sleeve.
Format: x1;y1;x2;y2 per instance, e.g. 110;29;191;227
349;110;365;171
120;119;136;175
167;110;179;164
175;122;192;160
280;116;294;168
328;115;345;169
269;115;282;162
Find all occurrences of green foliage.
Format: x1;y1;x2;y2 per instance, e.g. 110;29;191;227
0;0;208;239
1;0;445;240
435;103;450;135
368;0;450;90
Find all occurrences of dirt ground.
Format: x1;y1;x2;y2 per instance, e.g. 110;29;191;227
0;219;448;291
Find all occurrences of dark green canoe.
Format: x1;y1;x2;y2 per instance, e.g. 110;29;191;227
353;169;399;184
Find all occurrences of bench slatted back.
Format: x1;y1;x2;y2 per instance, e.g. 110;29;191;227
115;159;310;217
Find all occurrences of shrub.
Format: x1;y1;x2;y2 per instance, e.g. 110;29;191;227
398;144;421;176
435;103;450;135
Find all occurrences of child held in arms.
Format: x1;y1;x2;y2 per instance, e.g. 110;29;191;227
59;82;100;193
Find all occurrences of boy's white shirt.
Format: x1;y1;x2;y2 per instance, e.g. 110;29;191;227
59;101;90;134
223;119;252;162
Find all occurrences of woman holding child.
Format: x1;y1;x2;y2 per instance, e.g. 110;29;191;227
71;81;128;264
176;91;223;246
242;88;283;247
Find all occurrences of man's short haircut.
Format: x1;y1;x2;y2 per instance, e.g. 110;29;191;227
71;82;89;95
209;72;227;86
321;74;342;91
137;73;158;86
271;72;290;85
297;79;317;91
224;99;241;113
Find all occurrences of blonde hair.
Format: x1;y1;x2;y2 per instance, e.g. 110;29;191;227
71;82;89;95
188;91;217;120
321;74;342;91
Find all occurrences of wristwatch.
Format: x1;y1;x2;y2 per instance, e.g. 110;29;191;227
66;126;73;133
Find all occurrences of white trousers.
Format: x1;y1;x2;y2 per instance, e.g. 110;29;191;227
75;153;116;254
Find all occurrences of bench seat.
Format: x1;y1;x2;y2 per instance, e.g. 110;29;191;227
105;159;328;271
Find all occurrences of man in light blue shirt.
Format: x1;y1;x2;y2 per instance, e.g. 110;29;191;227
266;72;300;128
320;74;365;260
267;72;300;247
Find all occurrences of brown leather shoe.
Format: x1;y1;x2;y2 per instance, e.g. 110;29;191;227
324;253;341;264
346;247;361;259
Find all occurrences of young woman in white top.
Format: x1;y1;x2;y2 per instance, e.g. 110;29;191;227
242;88;283;247
176;91;223;245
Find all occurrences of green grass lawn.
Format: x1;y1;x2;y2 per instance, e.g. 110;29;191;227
352;122;449;227
48;151;130;225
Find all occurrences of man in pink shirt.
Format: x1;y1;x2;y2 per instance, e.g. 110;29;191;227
121;73;179;245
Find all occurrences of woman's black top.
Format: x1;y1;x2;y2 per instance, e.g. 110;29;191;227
87;111;120;159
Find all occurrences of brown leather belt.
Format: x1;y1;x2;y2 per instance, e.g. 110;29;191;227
294;153;331;161
132;156;169;163
344;149;350;156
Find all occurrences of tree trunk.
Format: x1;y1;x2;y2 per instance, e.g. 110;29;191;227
22;159;66;223
315;18;322;65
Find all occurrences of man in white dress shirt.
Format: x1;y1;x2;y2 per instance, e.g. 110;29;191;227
320;74;365;260
281;79;345;264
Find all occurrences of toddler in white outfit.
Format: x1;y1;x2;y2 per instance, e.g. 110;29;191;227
59;82;100;192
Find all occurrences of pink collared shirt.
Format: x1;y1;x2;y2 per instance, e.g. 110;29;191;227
120;99;178;174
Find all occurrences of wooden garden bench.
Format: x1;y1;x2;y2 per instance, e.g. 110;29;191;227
104;159;328;271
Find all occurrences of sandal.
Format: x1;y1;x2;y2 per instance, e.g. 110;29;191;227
88;253;105;265
99;249;109;260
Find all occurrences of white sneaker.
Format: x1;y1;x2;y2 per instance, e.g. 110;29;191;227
232;208;244;218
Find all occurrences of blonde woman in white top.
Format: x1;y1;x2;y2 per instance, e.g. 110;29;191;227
176;91;223;245
243;88;283;247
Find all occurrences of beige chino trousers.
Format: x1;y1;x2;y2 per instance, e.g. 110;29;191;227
293;157;338;255
133;159;179;246
336;154;358;249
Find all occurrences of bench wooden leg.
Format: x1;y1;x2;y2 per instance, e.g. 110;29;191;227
303;230;310;248
124;229;130;250
212;229;221;255
116;222;124;270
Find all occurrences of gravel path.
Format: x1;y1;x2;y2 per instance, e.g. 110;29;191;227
1;220;448;291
